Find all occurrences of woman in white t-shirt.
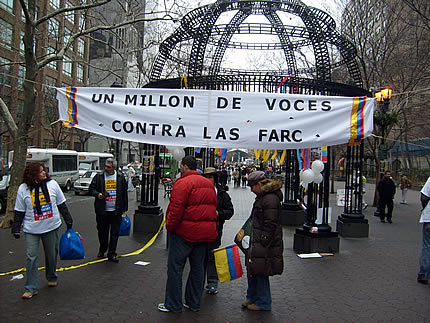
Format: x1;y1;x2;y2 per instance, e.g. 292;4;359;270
12;163;73;299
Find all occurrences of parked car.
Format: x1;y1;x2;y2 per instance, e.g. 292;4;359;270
73;170;102;195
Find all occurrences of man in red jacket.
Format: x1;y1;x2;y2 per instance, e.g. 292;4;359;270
158;155;218;313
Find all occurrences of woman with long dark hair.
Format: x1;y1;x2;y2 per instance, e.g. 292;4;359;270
12;162;73;299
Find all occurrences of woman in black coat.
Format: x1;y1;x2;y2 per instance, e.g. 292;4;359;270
238;171;283;311
203;167;234;295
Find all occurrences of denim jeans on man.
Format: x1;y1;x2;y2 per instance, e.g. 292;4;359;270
164;232;207;312
418;222;430;280
24;228;59;293
247;274;272;310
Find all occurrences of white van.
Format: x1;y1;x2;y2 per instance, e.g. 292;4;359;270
78;152;114;176
9;148;79;191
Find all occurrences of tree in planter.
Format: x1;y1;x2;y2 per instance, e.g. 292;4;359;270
0;0;176;228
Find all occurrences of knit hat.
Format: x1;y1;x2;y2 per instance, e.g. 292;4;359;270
247;171;266;186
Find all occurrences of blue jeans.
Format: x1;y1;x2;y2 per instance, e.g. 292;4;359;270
246;274;272;310
164;232;207;312
24;228;59;293
418;222;430;280
205;240;220;288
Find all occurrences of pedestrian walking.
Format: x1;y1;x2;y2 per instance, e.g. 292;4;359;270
158;156;218;313
237;171;283;311
203;167;234;295
89;158;128;263
377;170;396;223
417;176;430;285
12;163;74;299
400;174;412;204
233;168;240;188
241;167;248;187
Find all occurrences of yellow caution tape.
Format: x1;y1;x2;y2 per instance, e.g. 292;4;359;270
279;150;287;165
0;218;166;276
271;150;278;160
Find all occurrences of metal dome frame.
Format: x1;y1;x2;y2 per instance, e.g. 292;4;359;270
149;0;363;89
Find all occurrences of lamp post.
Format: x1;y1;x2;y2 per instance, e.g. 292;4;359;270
373;88;392;216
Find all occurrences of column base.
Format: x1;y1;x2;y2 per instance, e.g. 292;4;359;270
280;202;304;226
293;227;339;254
133;205;164;234
336;215;369;238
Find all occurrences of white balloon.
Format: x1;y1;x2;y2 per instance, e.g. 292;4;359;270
311;160;324;173
301;169;315;184
172;148;185;161
314;173;323;184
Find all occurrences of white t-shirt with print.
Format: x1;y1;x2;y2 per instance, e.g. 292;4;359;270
104;171;117;211
15;180;66;234
420;177;430;223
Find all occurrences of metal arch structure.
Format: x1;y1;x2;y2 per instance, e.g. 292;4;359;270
149;0;363;87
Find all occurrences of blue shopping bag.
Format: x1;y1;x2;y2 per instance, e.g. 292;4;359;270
119;214;131;236
59;228;85;260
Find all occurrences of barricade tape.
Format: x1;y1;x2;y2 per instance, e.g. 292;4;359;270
0;218;166;277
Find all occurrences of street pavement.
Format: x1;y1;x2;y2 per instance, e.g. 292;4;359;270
0;180;429;322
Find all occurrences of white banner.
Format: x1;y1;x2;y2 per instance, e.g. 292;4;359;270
56;87;374;149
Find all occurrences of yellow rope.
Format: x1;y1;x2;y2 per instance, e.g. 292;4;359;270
0;218;166;276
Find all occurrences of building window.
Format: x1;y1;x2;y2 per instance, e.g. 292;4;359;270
17;99;24;122
50;0;60;9
65;1;74;23
79;13;86;30
63;55;72;77
64;27;72;47
45;76;57;97
0;56;12;86
0;19;13;50
21;2;38;22
77;38;85;57
47;47;58;70
18;65;26;90
49;19;60;39
43;141;55;149
0;0;14;14
77;63;84;83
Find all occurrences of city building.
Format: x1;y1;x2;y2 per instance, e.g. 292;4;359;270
0;0;89;167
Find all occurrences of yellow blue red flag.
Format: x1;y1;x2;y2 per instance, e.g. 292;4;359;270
213;244;243;283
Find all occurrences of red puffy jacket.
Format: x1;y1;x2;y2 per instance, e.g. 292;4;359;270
166;170;218;242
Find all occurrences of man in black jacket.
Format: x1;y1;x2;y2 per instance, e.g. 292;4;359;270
377;170;396;223
89;158;128;262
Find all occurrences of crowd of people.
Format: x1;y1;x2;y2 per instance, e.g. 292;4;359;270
10;157;428;306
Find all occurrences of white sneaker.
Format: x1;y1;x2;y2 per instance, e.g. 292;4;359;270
158;303;170;312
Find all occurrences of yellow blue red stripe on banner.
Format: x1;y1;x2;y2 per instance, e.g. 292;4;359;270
62;87;78;128
0;218;166;276
349;96;366;145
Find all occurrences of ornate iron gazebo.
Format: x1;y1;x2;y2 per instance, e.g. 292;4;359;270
140;0;369;246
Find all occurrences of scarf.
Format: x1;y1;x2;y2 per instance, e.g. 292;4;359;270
34;179;51;215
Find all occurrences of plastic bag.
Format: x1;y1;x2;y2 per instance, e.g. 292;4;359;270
119;213;131;236
59;228;85;260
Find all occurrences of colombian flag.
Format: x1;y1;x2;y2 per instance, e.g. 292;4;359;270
213;244;243;283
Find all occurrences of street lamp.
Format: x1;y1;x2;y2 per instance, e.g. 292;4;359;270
375;87;392;162
373;87;392;216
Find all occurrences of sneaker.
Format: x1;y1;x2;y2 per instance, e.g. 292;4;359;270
363;204;368;210
48;281;57;287
158;303;171;312
380;219;386;223
387;219;392;223
22;291;38;299
417;279;429;285
183;303;200;312
207;287;218;295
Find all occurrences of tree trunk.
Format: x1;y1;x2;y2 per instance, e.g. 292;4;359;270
0;15;37;228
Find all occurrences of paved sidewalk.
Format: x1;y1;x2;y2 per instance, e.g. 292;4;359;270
0;181;429;322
